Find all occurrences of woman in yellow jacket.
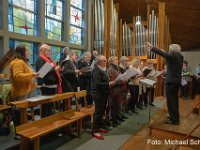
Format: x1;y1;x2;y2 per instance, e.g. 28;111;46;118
10;45;39;101
10;45;39;126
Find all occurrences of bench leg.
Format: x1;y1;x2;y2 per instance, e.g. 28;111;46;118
31;107;35;121
20;137;29;150
20;108;27;124
91;114;94;133
34;138;40;150
77;119;82;138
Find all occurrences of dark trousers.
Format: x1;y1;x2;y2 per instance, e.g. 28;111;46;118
144;87;155;105
91;91;108;133
110;89;121;121
166;83;180;122
40;87;57;117
128;85;139;111
181;83;189;99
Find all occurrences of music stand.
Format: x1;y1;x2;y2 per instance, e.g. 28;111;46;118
140;79;157;126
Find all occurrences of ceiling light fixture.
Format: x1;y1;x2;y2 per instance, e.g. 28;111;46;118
136;0;141;25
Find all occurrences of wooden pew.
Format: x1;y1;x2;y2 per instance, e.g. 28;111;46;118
9;92;75;124
74;90;95;131
16;109;86;150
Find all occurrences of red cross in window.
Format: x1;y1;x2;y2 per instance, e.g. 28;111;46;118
72;13;79;22
18;25;32;33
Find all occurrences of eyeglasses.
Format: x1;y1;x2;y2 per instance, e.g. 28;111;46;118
100;60;107;63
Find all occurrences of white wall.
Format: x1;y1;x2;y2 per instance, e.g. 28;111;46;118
181;51;200;75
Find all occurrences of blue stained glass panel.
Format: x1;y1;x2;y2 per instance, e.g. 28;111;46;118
11;0;35;11
45;0;63;41
45;18;62;41
70;7;84;28
69;0;85;45
50;45;62;63
70;0;85;10
9;40;38;66
8;0;37;36
45;0;63;21
69;26;82;45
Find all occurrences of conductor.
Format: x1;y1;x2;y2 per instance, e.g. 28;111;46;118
146;42;183;125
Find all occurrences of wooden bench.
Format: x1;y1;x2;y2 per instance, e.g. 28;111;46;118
16;109;86;150
9;92;75;124
0;104;11;112
75;90;95;131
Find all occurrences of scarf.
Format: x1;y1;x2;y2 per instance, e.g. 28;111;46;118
39;54;62;94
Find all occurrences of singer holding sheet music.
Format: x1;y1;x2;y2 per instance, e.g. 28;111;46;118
61;51;80;92
36;44;62;117
142;60;156;107
146;42;183;125
10;45;39;125
77;52;93;105
128;58;143;114
91;55;115;140
10;45;39;101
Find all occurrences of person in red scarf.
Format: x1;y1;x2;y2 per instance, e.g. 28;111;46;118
36;44;62;117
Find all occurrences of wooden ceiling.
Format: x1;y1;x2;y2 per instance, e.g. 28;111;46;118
114;0;200;51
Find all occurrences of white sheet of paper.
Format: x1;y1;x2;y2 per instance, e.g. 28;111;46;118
90;60;95;70
115;74;124;81
154;71;163;77
140;79;157;86
26;95;54;102
38;62;54;78
115;69;139;81
123;68;139;81
181;78;187;86
80;66;92;73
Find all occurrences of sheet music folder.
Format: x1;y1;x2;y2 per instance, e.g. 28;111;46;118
143;68;152;77
140;79;157;86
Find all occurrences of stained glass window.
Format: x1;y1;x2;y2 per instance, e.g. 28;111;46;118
8;0;37;36
45;0;63;41
69;0;86;45
70;48;83;57
0;3;3;29
49;45;62;63
9;39;38;66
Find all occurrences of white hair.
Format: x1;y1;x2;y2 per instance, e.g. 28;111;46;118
39;44;50;54
120;56;129;62
169;44;181;53
83;52;91;58
95;55;105;64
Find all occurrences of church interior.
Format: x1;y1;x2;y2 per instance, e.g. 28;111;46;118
0;0;200;150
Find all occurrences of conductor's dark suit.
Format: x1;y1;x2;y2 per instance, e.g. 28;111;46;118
91;65;109;132
151;47;183;123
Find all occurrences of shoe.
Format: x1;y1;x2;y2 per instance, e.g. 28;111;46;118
93;133;104;140
121;115;128;119
192;108;199;114
137;105;143;110
149;103;155;106
14;135;20;140
58;133;63;137
164;119;179;125
117;117;125;122
112;122;118;128
166;116;171;120
144;104;148;107
132;110;139;114
98;128;109;133
113;120;121;125
127;111;134;115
